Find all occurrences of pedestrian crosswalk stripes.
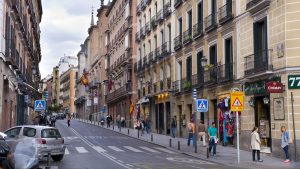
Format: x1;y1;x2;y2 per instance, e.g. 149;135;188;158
108;146;125;152
65;146;176;155
93;146;107;153
154;147;177;154
65;148;70;155
76;147;88;153
123;146;143;152
139;146;160;153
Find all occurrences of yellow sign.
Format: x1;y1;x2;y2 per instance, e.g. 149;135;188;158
230;92;244;112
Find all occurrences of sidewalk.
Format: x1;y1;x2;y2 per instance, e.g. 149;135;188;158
76;119;299;169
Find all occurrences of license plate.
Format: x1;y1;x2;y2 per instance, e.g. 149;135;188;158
52;149;60;153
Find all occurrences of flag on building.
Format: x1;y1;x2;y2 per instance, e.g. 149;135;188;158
81;69;89;86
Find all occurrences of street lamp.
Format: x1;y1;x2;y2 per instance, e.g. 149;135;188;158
201;57;208;67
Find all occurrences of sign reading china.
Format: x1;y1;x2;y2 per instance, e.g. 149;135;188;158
265;81;284;93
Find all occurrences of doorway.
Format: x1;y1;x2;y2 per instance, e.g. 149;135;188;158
166;102;170;135
178;105;183;137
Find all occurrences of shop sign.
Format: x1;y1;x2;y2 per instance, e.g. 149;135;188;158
244;81;266;95
288;74;300;89
230;92;244;112
265;81;284;93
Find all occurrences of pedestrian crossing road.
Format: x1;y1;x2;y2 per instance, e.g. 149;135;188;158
64;145;177;155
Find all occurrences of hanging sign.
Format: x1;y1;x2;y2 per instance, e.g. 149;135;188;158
266;81;284;93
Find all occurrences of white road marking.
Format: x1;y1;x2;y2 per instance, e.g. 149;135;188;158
108;146;125;152
76;147;88;153
139;146;160;153
118;160;124;163
92;146;107;153
123;146;143;152
126;164;134;167
154;147;177;154
65;148;70;155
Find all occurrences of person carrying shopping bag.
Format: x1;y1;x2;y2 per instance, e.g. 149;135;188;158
251;127;263;162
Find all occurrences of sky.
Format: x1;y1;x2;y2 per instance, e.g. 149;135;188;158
39;0;108;78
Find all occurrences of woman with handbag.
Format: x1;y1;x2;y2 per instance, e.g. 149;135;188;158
281;126;291;163
251;127;263;162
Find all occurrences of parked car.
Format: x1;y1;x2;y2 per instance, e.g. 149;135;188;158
0;132;12;169
4;125;66;162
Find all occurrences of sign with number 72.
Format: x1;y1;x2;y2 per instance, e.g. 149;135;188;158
288;75;300;89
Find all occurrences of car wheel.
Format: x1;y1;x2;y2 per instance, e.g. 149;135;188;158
51;155;64;161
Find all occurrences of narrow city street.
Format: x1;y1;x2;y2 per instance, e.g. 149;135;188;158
41;120;243;169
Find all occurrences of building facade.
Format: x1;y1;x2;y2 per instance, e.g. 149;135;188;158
105;0;138;127
135;0;174;134
0;0;43;130
51;66;60;106
60;66;77;115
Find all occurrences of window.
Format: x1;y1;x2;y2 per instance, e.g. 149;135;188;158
187;10;192;34
209;44;217;65
186;56;192;81
149;9;151;23
23;127;36;137
160;30;164;45
41;129;62;138
5;127;21;138
178;18;182;36
253;17;268;69
197;51;203;82
197;1;203;24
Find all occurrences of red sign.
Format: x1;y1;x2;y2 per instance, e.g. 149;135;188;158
266;82;284;93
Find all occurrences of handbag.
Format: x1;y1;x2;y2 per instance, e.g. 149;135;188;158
289;138;293;144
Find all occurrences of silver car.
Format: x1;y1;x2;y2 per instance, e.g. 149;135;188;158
4;125;66;161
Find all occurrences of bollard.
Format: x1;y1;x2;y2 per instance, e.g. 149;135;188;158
151;134;153;142
138;130;140;138
178;141;180;150
169;139;172;147
128;129;129;135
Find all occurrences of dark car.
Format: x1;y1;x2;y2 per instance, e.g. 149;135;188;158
0;132;12;169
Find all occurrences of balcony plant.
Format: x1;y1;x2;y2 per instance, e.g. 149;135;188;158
183;80;192;90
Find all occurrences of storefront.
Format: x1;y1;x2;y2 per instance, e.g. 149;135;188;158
155;92;171;135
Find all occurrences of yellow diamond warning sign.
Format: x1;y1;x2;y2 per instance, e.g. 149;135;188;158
230;92;244;112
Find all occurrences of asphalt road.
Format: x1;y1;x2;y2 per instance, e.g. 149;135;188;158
40;120;243;169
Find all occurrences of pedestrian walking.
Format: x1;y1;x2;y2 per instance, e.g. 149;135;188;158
106;114;112;128
117;114;121;129
51;115;56;127
281;126;291;163
171;116;177;138
67;113;71;127
208;122;218;156
187;119;195;147
198;120;207;146
145;117;151;134
251;126;263;162
141;120;145;135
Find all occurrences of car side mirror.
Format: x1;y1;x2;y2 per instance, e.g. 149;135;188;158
0;132;7;140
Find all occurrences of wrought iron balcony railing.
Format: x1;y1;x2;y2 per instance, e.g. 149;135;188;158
141;0;146;11
140;27;145;39
246;0;271;14
151;15;158;29
148;51;153;63
244;49;273;76
217;63;234;82
205;13;217;32
107;82;132;103
167;77;171;89
160;80;164;91
145;22;151;34
219;1;233;24
156;9;164;23
135;31;140;42
174;35;182;51
155;46;161;61
204;66;218;85
143;56;148;67
163;2;171;18
174;0;183;8
193;22;204;39
136;3;142;15
183;28;193;45
161;41;171;58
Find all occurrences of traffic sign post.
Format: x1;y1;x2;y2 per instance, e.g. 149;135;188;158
35;100;46;111
230;91;244;164
197;99;208;112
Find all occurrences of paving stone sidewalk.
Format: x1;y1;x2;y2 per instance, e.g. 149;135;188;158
76;119;300;169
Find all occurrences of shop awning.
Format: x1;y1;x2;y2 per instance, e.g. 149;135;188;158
136;97;149;105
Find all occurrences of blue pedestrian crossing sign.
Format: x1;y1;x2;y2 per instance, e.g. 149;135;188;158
197;99;208;112
35;100;46;111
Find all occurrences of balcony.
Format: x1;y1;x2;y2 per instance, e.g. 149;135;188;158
135;31;140;42
174;35;182;51
107;82;132;103
219;2;233;24
173;80;181;93
183;28;193;45
182;78;192;91
246;0;271;14
155;46;161;61
156;10;164;23
138;60;143;72
143;56;148;67
148;51;153;64
141;0;146;11
217;63;234;82
204;66;218;85
205;13;218;32
153;83;157;93
193;22;204;39
161;41;171;58
174;0;183;8
145;22;151;34
151;16;158;29
160;80;164;91
163;2;171;18
191;73;204;88
244;49;273;76
167;78;171;89
136;3;142;15
140;27;145;39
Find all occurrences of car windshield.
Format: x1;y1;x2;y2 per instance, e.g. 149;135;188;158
41;129;61;138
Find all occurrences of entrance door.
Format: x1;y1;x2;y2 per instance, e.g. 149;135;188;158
178;105;182;137
255;96;271;152
158;103;164;134
166;102;171;135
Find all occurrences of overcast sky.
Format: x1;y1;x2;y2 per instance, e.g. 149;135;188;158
40;0;108;78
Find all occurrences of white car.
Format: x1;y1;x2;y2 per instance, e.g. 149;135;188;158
4;125;66;161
